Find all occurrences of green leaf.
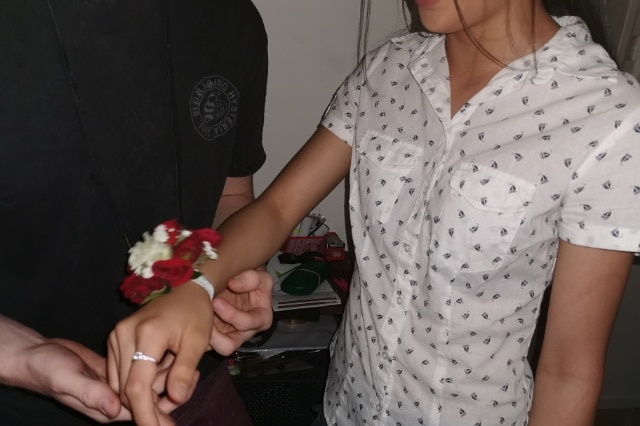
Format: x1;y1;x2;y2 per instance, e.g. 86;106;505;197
140;285;171;305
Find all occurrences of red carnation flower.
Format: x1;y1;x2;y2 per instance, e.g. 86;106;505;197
161;219;180;245
152;258;193;287
192;228;222;246
173;235;204;263
120;274;166;304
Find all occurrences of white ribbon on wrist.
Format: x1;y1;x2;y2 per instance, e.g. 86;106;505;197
192;272;215;300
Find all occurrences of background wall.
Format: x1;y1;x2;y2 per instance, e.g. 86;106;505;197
252;0;640;409
600;0;640;409
252;0;405;239
600;265;640;408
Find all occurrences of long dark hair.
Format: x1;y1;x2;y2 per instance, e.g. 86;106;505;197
398;0;617;63
357;0;372;63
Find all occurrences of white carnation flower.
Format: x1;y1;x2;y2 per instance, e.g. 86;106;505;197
202;241;218;260
152;224;170;243
128;232;173;277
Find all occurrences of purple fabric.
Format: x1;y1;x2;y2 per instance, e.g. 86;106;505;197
171;362;252;426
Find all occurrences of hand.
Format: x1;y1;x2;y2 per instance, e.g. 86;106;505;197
209;268;274;355
21;338;131;423
107;283;212;426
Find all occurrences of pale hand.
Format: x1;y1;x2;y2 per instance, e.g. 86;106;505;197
107;282;212;426
20;338;131;423
210;268;274;355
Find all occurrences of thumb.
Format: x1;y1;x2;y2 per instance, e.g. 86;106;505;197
157;371;200;415
227;269;262;292
63;373;123;419
165;346;203;404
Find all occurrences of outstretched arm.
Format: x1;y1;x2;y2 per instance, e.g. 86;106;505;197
209;175;275;354
212;175;257;228
107;126;351;426
528;240;633;426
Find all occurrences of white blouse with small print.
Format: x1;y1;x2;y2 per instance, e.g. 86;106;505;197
320;17;640;426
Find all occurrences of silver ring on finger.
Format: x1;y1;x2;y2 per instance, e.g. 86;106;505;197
132;351;158;363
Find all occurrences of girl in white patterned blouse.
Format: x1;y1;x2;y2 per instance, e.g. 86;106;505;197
110;1;640;425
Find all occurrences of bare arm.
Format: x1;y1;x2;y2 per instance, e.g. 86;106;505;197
209;175;274;354
107;126;352;426
528;240;633;426
0;314;131;422
212;175;255;228
0;314;45;387
199;126;352;288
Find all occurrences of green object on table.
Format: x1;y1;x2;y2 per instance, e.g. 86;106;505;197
280;259;330;295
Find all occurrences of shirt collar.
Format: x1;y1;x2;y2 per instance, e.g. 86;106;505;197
518;16;618;83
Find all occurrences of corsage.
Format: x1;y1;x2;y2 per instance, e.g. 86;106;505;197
119;219;221;305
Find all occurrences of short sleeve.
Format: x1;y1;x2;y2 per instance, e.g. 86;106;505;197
320;62;366;147
228;37;268;177
227;7;268;177
559;115;640;253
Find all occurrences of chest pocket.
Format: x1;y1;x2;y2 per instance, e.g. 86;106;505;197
432;162;536;273
350;130;424;224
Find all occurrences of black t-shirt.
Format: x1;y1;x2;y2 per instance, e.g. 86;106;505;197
0;1;267;424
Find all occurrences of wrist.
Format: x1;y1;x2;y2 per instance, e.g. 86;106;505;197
192;272;215;300
0;320;46;387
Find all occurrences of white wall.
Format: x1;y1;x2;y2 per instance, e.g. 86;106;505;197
252;0;405;239
600;265;640;408
606;0;640;78
601;0;640;409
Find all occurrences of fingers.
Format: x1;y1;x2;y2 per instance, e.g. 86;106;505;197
165;336;207;404
33;341;130;422
122;344;167;424
152;352;175;394
106;334;121;398
77;378;122;419
128;358;165;425
56;377;125;421
208;270;274;355
108;320;169;426
214;270;273;331
227;269;274;293
107;284;214;425
154;371;198;425
208;321;249;356
100;352;184;423
212;298;272;332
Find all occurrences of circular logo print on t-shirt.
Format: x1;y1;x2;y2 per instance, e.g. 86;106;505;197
190;75;239;141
